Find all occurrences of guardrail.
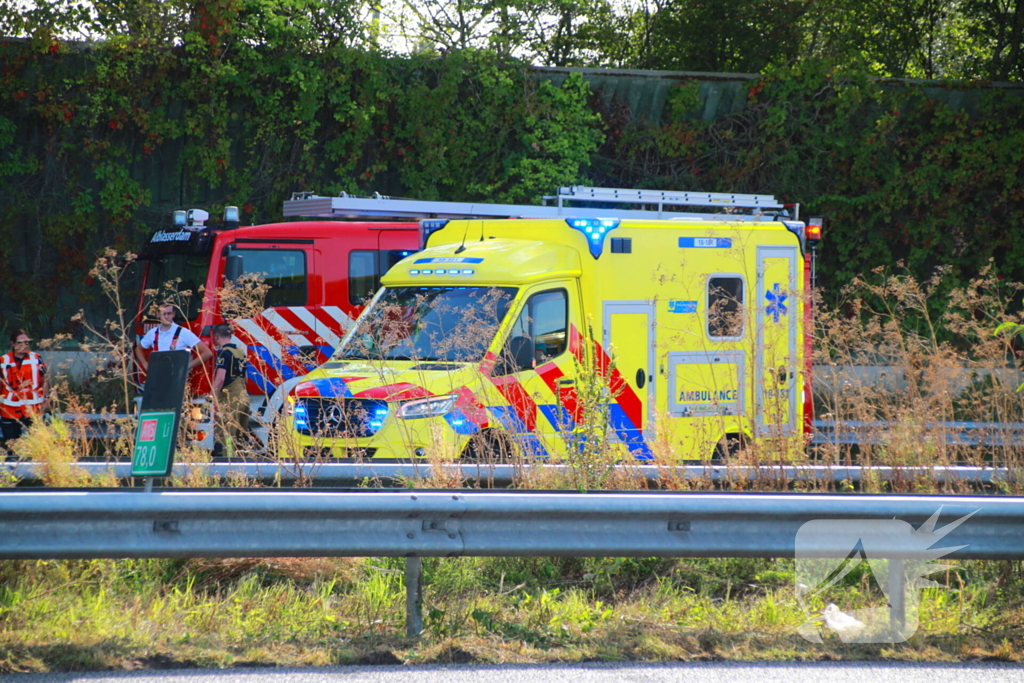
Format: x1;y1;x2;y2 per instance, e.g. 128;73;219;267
3;489;1016;559
1;489;1022;635
4;461;1019;488
55;412;133;440
58;413;1024;448
814;420;1024;447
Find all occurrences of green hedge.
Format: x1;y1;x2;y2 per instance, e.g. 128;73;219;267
2;35;1023;336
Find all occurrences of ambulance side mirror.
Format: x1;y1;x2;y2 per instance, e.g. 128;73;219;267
496;336;534;376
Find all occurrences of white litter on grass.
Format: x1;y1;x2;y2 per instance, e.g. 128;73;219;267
823;603;866;638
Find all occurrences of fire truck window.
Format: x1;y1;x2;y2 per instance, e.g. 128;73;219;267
385;250;414;270
147;254;208;321
236;249;307;307
350;250;415;305
505;289;567;370
349;250;377;305
708;277;744;339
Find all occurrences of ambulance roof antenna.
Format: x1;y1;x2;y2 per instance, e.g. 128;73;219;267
453;222;470;254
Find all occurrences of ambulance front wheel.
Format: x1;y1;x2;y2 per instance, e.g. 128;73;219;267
461;429;518;463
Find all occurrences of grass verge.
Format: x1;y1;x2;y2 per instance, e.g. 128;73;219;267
1;556;1023;672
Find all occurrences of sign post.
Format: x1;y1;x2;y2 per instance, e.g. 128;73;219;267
131;350;190;487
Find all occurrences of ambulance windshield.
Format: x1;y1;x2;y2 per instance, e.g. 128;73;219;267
338;286;517;362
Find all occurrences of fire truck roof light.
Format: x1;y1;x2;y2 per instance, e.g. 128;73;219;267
223;205;239;223
807;217;823;241
173;210;187;227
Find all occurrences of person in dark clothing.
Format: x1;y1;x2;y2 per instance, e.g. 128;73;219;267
211;323;249;457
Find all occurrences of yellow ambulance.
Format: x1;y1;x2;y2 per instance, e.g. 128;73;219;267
282;187;820;461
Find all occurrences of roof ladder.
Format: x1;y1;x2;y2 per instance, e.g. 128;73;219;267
283;186;789;222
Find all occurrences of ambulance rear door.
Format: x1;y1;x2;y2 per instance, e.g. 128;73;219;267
755;245;799;436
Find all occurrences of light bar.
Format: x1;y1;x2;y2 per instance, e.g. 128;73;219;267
408;269;475;276
567;218;620;259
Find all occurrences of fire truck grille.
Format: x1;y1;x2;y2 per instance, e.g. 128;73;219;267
294;398;388;438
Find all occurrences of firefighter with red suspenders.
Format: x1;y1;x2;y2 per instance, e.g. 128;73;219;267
0;329;50;449
133;302;213;376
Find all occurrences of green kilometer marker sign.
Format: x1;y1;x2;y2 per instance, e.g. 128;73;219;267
132;410;178;477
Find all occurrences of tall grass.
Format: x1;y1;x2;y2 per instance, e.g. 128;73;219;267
815;262;1024;473
10;262;1024;492
3;265;1024;670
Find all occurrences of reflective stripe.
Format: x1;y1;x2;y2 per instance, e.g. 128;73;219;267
1;352;45;415
291;307;340;348
261;308;313;347
233;306;356;395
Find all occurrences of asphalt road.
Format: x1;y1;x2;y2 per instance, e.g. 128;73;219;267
2;662;1022;683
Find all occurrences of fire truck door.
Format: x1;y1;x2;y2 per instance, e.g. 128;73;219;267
603;302;655;457
224;242;317;394
755;246;798;436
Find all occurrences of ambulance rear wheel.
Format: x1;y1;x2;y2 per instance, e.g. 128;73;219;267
712;433;746;463
461;430;517;463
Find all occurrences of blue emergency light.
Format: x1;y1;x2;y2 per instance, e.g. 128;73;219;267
294;403;309;431
420;219;449;248
368;405;389;433
566;218;620;259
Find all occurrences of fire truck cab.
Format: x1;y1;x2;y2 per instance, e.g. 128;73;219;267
136;205;419;449
283;188;820;461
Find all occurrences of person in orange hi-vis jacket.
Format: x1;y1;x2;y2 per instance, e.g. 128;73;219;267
0;329;50;450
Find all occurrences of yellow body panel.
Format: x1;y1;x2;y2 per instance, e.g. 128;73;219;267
284;217;809;461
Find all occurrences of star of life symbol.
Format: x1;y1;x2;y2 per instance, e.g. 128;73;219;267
765;283;788;323
795;506;978;643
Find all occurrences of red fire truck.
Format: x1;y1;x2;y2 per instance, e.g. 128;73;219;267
135;204;420;449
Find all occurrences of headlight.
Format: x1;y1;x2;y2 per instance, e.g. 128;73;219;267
396;394;457;420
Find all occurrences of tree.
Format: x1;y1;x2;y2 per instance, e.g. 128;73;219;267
634;0;808;73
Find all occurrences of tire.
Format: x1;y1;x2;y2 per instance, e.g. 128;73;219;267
712;433;745;462
461;429;517;463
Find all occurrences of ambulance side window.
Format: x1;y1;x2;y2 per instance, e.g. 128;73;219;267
500;289;567;375
349;250;377;305
707;276;744;339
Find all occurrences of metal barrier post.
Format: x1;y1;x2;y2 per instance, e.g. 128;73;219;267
889;558;906;637
405;557;423;637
